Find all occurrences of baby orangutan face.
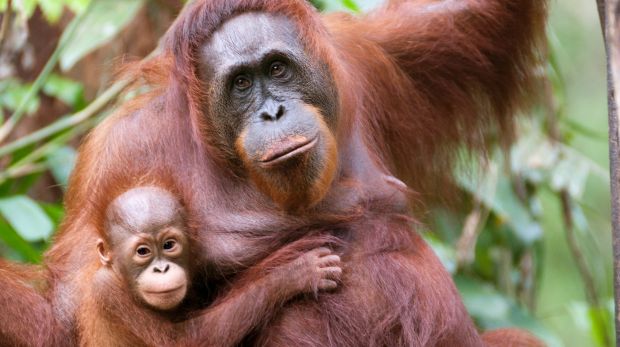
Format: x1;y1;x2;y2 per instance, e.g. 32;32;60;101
97;187;190;311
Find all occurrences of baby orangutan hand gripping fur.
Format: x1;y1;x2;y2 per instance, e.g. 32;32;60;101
78;187;342;347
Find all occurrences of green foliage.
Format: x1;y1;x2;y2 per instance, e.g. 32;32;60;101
0;217;42;262
43;74;86;110
0;195;53;241
456;276;564;347
311;0;381;12
0;79;40;115
0;0;90;22
46;146;77;187
59;0;145;71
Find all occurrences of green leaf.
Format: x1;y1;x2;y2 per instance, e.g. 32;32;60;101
562;118;608;141
42;74;85;109
0;218;41;263
0;79;40;114
550;155;590;199
46;146;77;187
457;161;542;245
510;131;559;184
510;130;608;199
59;0;146;71
456;276;563;347
314;0;356;13
569;301;614;347
568;201;589;234
423;234;457;274
493;178;543;244
65;0;91;14
40;203;65;226
312;0;382;12
12;172;44;195
38;0;65;23
0;196;53;241
341;0;360;12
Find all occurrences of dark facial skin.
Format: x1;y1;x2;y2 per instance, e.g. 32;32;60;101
97;187;190;311
199;12;339;210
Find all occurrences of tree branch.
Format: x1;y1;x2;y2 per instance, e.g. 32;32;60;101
595;0;620;344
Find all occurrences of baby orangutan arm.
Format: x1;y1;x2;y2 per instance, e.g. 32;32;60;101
184;241;342;347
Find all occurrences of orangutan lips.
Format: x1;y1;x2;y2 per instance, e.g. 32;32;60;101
259;135;317;166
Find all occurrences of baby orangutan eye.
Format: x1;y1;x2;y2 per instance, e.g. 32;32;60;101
136;246;151;257
162;239;177;251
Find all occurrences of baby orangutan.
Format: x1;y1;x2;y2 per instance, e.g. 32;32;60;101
78;187;342;347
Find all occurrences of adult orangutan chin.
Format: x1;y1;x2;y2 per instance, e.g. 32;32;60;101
0;0;547;346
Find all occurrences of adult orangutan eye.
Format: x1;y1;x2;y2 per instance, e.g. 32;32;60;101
270;61;287;78
136;245;151;257
162;239;177;251
234;75;252;90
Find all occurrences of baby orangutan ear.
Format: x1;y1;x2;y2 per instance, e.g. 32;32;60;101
96;238;112;266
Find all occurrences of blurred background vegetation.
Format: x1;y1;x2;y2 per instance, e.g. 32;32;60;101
0;0;611;346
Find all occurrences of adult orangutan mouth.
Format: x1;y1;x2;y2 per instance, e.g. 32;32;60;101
259;135;318;167
145;284;185;295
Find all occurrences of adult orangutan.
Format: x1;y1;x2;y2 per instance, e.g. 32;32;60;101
0;0;547;346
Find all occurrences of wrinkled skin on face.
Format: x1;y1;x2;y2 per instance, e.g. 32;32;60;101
97;187;190;311
199;12;339;211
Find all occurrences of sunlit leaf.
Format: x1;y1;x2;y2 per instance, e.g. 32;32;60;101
59;0;146;71
39;0;65;23
46;146;77;188
319;1;349;12
341;0;360;12
313;0;360;13
65;0;91;14
0;196;53;241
